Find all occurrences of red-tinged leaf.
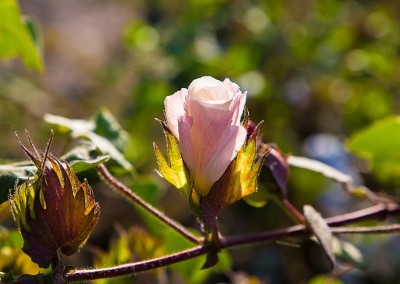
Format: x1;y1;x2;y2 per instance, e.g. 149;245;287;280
262;146;289;197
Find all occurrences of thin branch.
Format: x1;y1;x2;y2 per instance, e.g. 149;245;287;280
65;245;210;282
64;225;308;282
220;224;306;248
325;203;400;227
331;224;400;235
97;164;202;244
64;202;400;282
221;203;400;249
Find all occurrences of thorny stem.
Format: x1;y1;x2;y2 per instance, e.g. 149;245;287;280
65;202;400;282
97;164;202;244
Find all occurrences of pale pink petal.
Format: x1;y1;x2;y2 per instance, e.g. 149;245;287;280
188;76;222;100
188;98;233;130
185;117;247;196
223;79;246;125
165;76;248;196
200;125;247;188
164;88;188;139
231;92;247;125
181;98;246;196
177;115;194;172
223;78;240;94
189;76;233;107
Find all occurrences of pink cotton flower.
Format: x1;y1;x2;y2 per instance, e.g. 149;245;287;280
164;76;248;196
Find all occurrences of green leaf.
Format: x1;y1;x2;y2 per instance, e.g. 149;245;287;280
287;166;327;205
0;162;36;204
93;109;128;152
0;0;43;72
92;226;165;284
44;109;133;172
332;237;366;270
346;116;400;185
129;178;164;206
61;142;110;174
0;141;109;204
309;274;343;284
304;205;336;270
288;156;352;185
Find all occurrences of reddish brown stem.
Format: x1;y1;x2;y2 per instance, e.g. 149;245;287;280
97;164;202;244
65;202;400;282
282;198;305;223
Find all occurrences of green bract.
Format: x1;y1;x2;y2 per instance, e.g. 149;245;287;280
153;121;191;198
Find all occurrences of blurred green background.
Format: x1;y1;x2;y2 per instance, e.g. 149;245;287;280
1;0;400;283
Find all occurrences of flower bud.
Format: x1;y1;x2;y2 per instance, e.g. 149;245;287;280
155;77;266;222
164;76;248;197
9;132;100;268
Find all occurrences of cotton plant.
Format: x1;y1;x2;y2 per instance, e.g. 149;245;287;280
0;76;400;283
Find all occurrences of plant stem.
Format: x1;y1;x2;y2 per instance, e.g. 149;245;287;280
64;202;400;282
281;198;305;223
51;253;60;272
65;245;210;282
330;224;400;234
325;202;400;226
97;164;202;244
220;223;306;248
